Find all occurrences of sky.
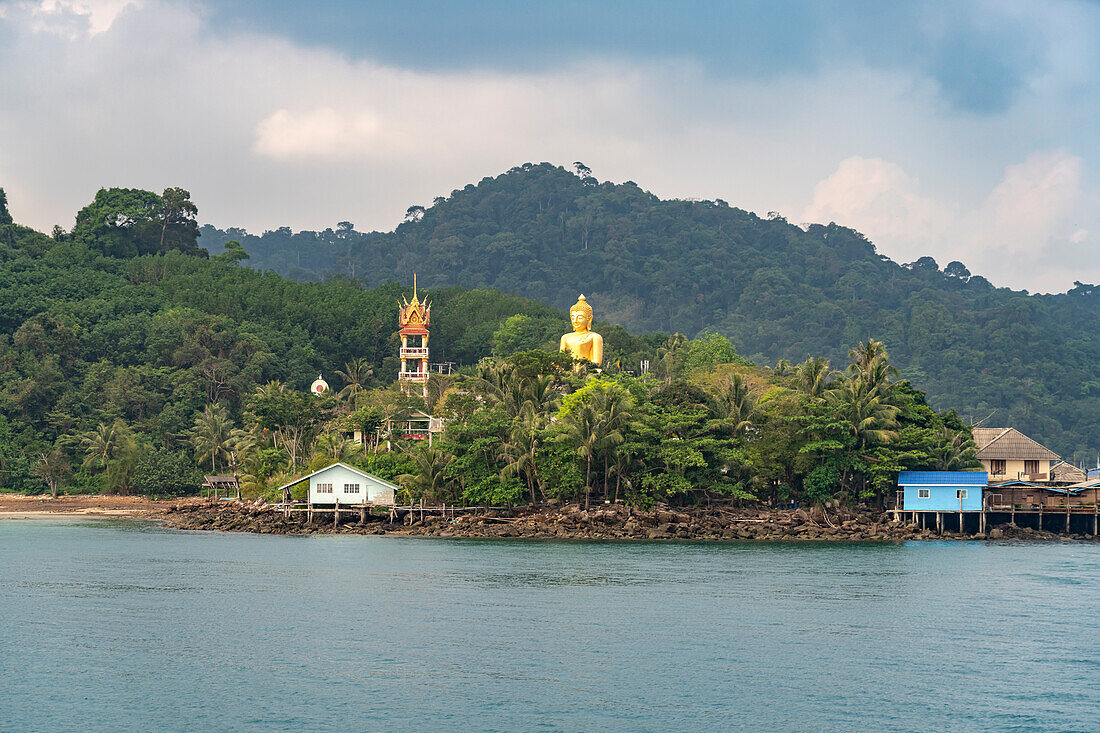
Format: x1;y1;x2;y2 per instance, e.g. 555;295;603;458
0;0;1097;292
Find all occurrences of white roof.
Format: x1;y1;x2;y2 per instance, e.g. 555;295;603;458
275;462;402;493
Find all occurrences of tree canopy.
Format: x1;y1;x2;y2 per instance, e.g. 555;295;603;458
198;163;1100;456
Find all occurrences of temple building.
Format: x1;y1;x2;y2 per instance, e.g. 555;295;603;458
398;275;430;399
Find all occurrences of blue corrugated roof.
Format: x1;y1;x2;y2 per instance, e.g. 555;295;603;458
898;471;988;486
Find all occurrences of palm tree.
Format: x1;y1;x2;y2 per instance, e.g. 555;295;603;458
794;356;833;399
590;383;634;500
189;403;234;473
499;408;543;505
773;358;792;377
558;402;599;509
607;446;640;503
655;333;686;384
313;432;363;464
850;339;887;373
397;447;456;504
930;427;979;470
226;427;258;476
710;374;757;436
80;420;128;480
335;358;373;408
826;378;900;450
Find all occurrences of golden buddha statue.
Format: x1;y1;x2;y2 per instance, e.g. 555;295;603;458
560;294;603;366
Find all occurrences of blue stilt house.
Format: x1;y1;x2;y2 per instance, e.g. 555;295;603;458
898;471;988;511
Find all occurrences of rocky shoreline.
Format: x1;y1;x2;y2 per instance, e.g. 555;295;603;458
160;499;1099;542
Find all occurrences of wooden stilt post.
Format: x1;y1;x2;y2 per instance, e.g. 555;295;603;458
308;502;313;523
959;511;964;534
936;512;942;534
1039;503;1043;532
1066;500;1071;533
334;503;340;528
920;512;925;530
1010;503;1015;526
1093;504;1097;536
360;502;366;524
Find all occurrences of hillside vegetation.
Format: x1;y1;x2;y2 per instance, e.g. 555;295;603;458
199;163;1100;456
0;186;974;507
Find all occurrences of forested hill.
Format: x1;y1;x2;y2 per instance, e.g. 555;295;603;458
199;163;1100;456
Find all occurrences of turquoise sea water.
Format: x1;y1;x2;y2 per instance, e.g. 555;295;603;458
1;519;1098;732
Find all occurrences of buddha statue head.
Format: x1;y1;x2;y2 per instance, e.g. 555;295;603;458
569;295;593;332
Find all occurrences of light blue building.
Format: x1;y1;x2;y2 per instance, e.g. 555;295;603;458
898;471;988;511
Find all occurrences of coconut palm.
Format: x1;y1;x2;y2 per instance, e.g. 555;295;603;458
80;420;128;479
335;358;373;408
189;403;235;473
590;383;634;499
794;356;833;399
313;431;363;464
826;378;900;450
499;408;543;505
710;374;757;436
397;447;456;504
558;402;600;508
655;333;687;384
930;427;979;471
608;446;641;503
849;338;887;373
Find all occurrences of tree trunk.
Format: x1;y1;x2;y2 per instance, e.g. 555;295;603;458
604;455;609;501
585;455;591;510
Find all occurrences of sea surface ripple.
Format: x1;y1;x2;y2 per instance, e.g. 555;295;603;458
1;519;1098;732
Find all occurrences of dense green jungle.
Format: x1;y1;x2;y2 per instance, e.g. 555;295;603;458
199;163;1100;458
0;176;1066;507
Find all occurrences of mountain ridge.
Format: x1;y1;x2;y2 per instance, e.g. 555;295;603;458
199;163;1100;456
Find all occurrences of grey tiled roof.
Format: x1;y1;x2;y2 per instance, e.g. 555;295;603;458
973;427;1060;461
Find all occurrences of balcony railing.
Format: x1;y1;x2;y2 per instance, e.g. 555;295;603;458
400;347;429;358
398;371;429;382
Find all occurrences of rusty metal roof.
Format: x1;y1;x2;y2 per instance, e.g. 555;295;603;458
973;427;1060;461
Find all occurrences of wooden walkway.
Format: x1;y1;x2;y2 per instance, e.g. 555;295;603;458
272;500;519;527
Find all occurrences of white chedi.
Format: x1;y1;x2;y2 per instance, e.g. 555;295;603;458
310;373;329;394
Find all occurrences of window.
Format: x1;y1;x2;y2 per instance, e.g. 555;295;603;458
317;483;333;494
990;460;1006;475
956;489;968;499
344;483;360;494
1024;460;1040;475
917;489;930;499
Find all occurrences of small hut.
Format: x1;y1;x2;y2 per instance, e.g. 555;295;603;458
202;475;240;500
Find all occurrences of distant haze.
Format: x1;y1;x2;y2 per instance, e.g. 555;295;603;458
0;0;1097;292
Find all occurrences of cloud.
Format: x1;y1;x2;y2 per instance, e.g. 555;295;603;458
14;0;140;37
978;150;1083;253
802;157;952;249
0;1;1096;294
802;150;1089;290
253;108;384;161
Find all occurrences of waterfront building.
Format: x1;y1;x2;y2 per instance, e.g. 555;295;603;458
973;427;1059;482
276;462;398;506
898;471;987;511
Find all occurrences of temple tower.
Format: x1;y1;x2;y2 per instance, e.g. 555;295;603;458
398;274;430;398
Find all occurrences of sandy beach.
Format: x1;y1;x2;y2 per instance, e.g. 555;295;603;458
0;494;183;519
